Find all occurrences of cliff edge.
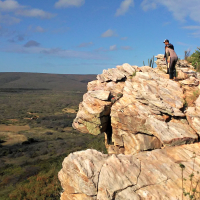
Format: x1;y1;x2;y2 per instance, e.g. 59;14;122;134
59;56;200;200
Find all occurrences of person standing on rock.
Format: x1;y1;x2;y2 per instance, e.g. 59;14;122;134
166;44;178;80
163;39;174;74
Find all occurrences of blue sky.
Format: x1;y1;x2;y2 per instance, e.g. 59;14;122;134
0;0;200;74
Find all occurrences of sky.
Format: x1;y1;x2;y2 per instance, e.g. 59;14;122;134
0;0;200;74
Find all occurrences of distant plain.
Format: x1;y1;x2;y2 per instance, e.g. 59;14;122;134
0;72;107;200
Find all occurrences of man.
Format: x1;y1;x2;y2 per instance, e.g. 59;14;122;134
163;39;174;74
166;44;178;80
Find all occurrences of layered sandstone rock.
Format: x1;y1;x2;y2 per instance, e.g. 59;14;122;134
186;95;200;136
72;63;138;136
60;61;200;200
73;63;199;155
59;144;200;200
110;67;198;154
155;54;196;80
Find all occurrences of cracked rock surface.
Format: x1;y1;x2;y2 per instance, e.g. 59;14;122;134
60;60;200;200
59;144;200;200
72;62;199;154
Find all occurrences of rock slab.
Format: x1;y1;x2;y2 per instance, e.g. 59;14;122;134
59;143;200;200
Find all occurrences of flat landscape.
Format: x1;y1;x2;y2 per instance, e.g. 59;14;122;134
0;72;107;200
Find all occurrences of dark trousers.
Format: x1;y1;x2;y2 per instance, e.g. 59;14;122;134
169;57;178;79
166;61;169;74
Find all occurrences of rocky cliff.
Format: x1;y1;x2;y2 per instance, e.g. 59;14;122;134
59;56;200;200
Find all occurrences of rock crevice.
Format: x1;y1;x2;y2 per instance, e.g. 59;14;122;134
59;59;200;200
73;61;200;155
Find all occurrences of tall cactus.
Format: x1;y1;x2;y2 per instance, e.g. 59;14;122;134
148;56;154;68
144;56;154;68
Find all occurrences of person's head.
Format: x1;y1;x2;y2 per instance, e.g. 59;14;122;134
163;39;169;45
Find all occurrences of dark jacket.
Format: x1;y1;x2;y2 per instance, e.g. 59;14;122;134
164;43;174;58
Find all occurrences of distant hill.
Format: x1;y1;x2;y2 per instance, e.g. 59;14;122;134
0;72;97;92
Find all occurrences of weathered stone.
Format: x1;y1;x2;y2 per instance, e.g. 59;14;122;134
61;61;200;200
180;77;199;86
176;59;194;69
146;118;198;146
59;144;200;200
88;90;110;101
186;95;200;136
73;62;198;154
72;93;112;135
87;80;125;97
97;68;125;82
177;70;188;80
58;149;108;199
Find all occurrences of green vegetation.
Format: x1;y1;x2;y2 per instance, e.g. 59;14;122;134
179;152;200;200
187;47;200;72
143;56;154;68
0;73;106;200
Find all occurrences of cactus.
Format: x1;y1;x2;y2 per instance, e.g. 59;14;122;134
143;56;154;68
144;56;154;68
149;59;152;68
148;56;154;68
152;56;154;68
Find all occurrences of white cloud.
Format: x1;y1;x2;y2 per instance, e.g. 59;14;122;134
141;0;200;23
2;43;108;60
121;46;132;50
55;0;85;8
0;13;20;24
15;9;55;19
77;42;93;48
115;0;134;16
177;42;189;46
94;47;107;52
101;29;117;37
0;0;55;21
35;26;45;33
0;0;24;11
182;26;200;30
24;40;40;47
141;0;156;11
182;26;200;38
110;45;117;51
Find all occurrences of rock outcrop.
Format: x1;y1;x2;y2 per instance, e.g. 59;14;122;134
186;95;200;136
72;62;199;155
59;144;200;200
59;58;200;200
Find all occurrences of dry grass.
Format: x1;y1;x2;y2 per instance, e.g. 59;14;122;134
0;124;30;132
0;132;27;146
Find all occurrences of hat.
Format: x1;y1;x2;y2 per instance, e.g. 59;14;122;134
163;39;169;43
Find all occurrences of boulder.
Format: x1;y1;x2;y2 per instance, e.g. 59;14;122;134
186;95;200;136
73;63;199;154
110;71;198;154
88;90;110;101
97;63;137;83
72;93;112;135
59;144;200;200
180;77;199;86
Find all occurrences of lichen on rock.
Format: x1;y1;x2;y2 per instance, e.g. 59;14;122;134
60;59;200;200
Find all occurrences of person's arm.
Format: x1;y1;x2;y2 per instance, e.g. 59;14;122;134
167;51;170;63
164;48;166;60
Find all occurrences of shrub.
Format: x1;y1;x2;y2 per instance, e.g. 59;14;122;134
184;50;191;60
187;47;200;72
